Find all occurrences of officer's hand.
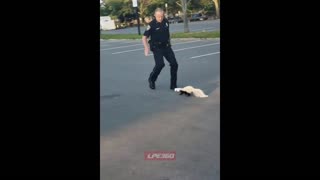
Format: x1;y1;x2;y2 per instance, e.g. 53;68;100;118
144;48;149;56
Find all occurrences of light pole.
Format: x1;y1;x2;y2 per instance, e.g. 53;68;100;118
136;7;141;35
132;0;140;35
165;3;168;18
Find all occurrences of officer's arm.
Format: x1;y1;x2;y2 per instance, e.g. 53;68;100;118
142;24;152;56
142;36;149;51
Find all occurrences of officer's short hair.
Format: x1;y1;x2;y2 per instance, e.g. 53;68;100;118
154;8;164;15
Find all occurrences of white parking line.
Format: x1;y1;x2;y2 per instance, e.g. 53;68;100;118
100;39;126;43
174;43;219;52
101;43;142;51
147;43;219;56
100;41;139;47
173;39;202;44
111;48;145;54
170;27;217;33
111;40;203;55
190;52;220;59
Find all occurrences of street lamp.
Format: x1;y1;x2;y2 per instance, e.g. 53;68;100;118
165;3;168;18
132;0;140;35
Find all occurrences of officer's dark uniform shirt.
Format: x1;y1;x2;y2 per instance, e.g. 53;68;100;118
143;18;170;43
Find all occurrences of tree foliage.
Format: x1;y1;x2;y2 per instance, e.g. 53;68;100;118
101;0;220;23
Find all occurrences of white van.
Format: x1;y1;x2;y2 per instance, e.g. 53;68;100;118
100;16;116;30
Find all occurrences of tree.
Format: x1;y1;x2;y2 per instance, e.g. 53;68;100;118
138;0;152;22
188;0;202;13
104;0;124;17
178;0;191;33
198;0;214;16
102;0;135;22
167;0;180;16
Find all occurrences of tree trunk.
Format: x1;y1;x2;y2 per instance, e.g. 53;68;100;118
181;0;190;33
213;0;220;19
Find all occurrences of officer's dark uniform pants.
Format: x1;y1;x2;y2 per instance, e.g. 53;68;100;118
149;47;178;86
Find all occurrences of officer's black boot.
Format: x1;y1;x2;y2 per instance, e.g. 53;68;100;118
170;64;178;90
170;81;177;90
149;63;164;90
170;85;177;90
148;77;156;89
170;77;177;90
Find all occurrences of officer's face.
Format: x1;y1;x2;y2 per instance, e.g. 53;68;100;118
154;11;164;23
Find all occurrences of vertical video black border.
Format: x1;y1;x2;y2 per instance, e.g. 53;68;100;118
1;0;100;178
221;0;319;178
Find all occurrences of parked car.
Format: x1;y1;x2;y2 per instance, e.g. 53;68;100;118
190;13;208;22
168;16;184;24
175;16;183;23
168;17;175;24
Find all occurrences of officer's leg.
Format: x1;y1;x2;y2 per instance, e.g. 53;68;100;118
149;49;165;83
164;47;178;89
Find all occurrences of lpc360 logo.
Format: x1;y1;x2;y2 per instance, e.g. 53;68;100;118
144;151;176;160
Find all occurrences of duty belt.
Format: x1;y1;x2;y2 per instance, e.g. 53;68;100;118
152;41;170;48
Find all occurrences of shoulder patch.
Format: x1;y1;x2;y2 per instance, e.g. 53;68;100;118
146;25;151;31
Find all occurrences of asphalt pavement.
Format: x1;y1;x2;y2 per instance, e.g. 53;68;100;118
100;38;220;180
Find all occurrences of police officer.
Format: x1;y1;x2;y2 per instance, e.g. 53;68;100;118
142;8;178;90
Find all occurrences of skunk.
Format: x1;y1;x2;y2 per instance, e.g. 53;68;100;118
174;86;208;98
